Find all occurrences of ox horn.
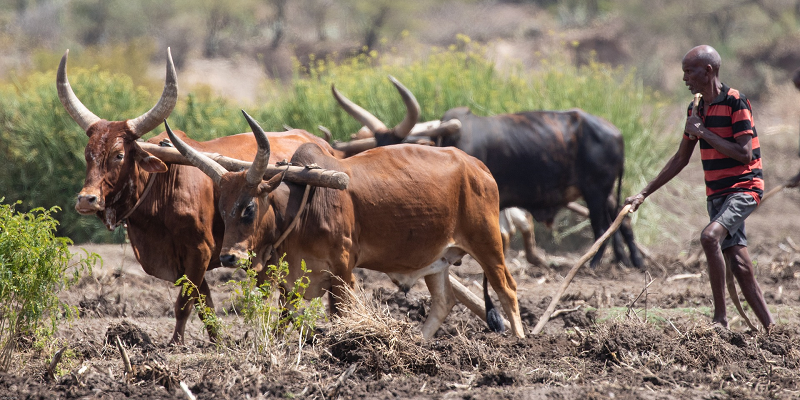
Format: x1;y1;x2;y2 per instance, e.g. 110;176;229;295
331;83;388;133
331;76;420;139
387;75;420;139
164;120;226;187
241;110;271;186
57;49;102;131
126;48;178;138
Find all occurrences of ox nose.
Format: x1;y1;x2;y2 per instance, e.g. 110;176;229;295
75;194;103;214
220;254;239;267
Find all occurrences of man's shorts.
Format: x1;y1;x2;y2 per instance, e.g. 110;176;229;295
706;192;758;250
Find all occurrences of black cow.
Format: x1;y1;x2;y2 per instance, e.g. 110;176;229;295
332;83;643;268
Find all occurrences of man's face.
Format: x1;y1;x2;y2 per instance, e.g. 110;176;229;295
682;57;709;95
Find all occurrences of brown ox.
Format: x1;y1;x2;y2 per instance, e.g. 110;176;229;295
59;49;331;344
165;112;525;339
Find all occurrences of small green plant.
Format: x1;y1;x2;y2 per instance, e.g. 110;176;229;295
175;275;224;340
229;254;325;365
0;199;97;371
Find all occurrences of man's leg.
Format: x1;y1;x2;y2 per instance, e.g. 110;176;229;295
724;245;775;331
700;221;730;327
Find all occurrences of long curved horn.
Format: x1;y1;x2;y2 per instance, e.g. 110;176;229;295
127;48;178;138
57;50;101;131
318;125;333;143
331;84;388;133
387;76;420;139
164;120;226;187
241;110;271;186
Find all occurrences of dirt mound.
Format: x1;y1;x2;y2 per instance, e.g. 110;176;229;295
105;320;155;352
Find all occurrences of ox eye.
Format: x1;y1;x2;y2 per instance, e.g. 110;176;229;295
241;203;255;224
115;152;124;160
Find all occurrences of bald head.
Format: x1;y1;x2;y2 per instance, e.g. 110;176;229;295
683;45;721;76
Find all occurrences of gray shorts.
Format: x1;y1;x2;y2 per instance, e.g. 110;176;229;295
706;192;758;250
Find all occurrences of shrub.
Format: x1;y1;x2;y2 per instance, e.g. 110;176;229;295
227;255;325;366
178;254;325;368
0;199;97;371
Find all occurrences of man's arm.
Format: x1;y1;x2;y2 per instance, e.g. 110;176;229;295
625;137;696;211
684;117;753;164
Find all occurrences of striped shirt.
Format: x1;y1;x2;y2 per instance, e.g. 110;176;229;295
685;84;763;202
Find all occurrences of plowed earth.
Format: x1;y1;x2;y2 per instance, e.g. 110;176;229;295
3;99;800;399
2;238;800;400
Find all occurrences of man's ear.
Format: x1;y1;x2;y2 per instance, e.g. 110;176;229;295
257;172;285;196
132;142;168;173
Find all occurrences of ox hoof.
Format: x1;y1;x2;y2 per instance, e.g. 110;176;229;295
486;308;506;333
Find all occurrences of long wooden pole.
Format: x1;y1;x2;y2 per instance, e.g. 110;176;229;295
531;204;632;335
138;142;350;190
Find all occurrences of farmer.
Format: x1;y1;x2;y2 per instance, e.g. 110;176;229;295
625;45;775;332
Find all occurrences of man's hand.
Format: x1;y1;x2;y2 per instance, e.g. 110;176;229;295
685;102;704;139
625;193;646;212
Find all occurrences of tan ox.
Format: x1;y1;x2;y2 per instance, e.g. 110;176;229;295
165;112;525;339
58;48;332;344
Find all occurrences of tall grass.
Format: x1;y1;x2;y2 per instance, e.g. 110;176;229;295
0;39;673;243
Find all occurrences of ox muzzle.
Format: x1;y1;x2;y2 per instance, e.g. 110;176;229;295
220;248;251;268
75;189;105;214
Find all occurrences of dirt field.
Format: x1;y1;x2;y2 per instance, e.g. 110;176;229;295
2;95;800;399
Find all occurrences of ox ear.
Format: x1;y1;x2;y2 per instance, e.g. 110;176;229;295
257;171;286;196
132;142;168;173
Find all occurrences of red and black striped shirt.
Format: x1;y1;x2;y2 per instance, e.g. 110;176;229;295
684;84;763;202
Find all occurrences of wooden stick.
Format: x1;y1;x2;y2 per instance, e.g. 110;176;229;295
330;138;377;153
760;185;784;204
531;204;632;335
138;142;350;190
115;336;132;375
565;201;658;267
687;93;702;140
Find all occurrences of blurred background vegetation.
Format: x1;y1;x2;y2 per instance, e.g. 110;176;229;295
0;0;798;245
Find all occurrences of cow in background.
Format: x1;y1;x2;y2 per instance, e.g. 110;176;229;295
331;84;643;269
59;49;331;344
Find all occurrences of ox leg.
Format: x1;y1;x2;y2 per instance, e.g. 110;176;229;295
606;195;632;267
499;210;512;256
512;210;546;267
482;263;525;338
619;215;644;268
421;269;456;340
328;270;356;315
172;273;216;345
585;192;613;269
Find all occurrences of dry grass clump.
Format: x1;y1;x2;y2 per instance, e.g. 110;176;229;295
579;319;670;368
672;323;749;371
320;283;441;377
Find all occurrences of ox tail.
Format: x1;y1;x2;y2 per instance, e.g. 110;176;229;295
483;275;506;333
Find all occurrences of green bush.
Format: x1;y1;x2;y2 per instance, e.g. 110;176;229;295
178;254;324;367
227;255;324;362
0;200;97;371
